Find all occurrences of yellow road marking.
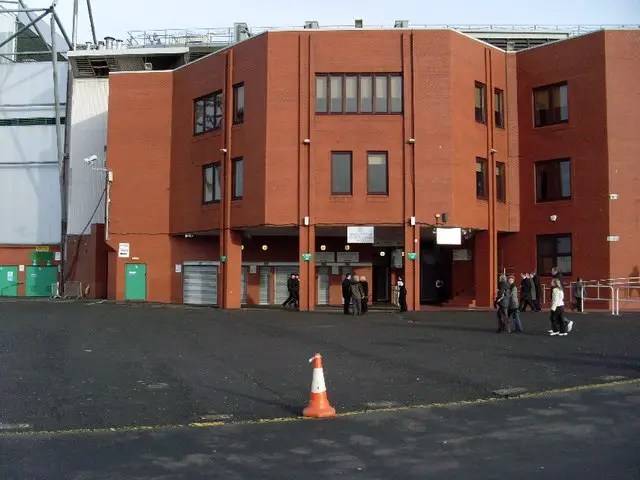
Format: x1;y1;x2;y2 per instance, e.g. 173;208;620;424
1;378;638;439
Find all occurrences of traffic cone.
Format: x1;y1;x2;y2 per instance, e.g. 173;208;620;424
303;353;336;418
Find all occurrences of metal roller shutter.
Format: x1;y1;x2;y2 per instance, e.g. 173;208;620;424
183;264;218;305
259;267;270;305
317;267;329;305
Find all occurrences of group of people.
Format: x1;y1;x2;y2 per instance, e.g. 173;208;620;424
341;274;369;315
281;273;300;310
495;267;575;336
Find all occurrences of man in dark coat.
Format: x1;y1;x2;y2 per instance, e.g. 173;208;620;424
282;273;296;309
531;271;542;311
360;275;369;313
342;274;352;315
495;274;509;333
519;273;534;311
292;274;300;310
397;277;407;312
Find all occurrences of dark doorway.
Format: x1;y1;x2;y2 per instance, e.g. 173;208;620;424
420;242;453;304
373;265;390;302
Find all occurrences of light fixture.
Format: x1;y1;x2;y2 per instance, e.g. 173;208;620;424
184;234;194;238
303;138;311;144
261;244;268;251
241;245;245;250
550;215;558;222
83;154;98;165
407;138;416;144
490;148;498;154
303;216;310;226
320;244;326;251
379;251;386;257
344;245;350;251
220;148;228;153
409;216;416;226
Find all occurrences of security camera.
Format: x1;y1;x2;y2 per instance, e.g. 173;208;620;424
84;154;98;165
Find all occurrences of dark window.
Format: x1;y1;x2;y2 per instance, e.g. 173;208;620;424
475;82;486;124
534;82;568;127
203;164;214;203
315;76;328;112
315;73;402;114
232;158;244;199
367;152;388;195
233;83;244;124
476;157;488;199
537;234;572;275
331;152;352;195
329;75;343;113
536;158;571;202
496;162;506;203
494;88;505;128
194;91;223;135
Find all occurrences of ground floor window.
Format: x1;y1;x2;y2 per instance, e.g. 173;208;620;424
537;234;572;275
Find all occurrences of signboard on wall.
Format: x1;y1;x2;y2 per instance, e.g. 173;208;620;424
347;226;374;244
118;243;130;258
315;252;335;263
436;228;462;245
337;252;359;263
453;249;472;261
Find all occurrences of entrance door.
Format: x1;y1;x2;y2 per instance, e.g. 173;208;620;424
317;267;329;305
25;266;57;297
259;267;270;305
0;266;18;296
125;263;147;301
420;244;452;304
240;267;248;305
373;266;390;302
183;264;217;305
275;266;297;304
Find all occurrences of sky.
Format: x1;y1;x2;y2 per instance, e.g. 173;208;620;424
23;0;640;44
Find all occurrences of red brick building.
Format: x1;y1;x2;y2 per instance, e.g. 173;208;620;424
101;28;639;310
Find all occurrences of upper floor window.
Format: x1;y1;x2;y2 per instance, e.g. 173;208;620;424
233;83;244;124
367;152;388;195
475;82;486;124
476;157;488;199
194;91;223;135
494;88;505;128
534;82;568;127
331;152;352;195
232;157;244;199
537;234;572;275
496;162;506;203
203;163;221;203
315;74;402;114
536;158;571;202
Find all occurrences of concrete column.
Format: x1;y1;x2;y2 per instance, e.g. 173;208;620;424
474;230;496;307
404;224;421;311
220;230;242;309
298;225;316;311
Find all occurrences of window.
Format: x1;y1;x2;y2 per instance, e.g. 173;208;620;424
331;152;352;195
232;158;244;199
476;157;488;199
233;83;244;124
213;164;221;201
475;82;486;124
315;76;328;112
315;74;402;114
367;152;388;195
534;82;568;127
203;164;217;203
494;88;504;128
329;75;343;113
537;234;572;275
374;75;388;113
496;162;506;203
194;91;223;135
536;159;571;202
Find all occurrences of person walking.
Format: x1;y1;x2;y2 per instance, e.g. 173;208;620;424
549;278;573;336
350;275;364;316
360;275;369;314
282;273;296;309
342;274;352;315
508;276;523;333
519;273;534;312
530;271;541;311
573;277;584;312
494;274;509;333
292;273;300;310
397;277;407;312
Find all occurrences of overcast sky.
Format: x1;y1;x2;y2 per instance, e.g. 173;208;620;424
25;0;640;43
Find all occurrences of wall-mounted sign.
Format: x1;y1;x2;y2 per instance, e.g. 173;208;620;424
54;251;61;261
35;246;50;252
453;249;472;261
407;252;417;261
436;227;462;245
315;252;335;263
347;226;374;244
118;243;130;258
391;249;403;268
337;251;359;263
220;255;228;262
249;265;257;274
175;264;182;273
19;265;25;272
301;253;312;262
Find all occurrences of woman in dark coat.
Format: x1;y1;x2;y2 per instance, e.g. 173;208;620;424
360;275;369;313
341;274;352;315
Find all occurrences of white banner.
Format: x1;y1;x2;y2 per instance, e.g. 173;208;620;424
347;226;374;244
436;228;462;245
118;243;130;258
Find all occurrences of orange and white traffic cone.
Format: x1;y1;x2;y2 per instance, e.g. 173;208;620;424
303;353;336;418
